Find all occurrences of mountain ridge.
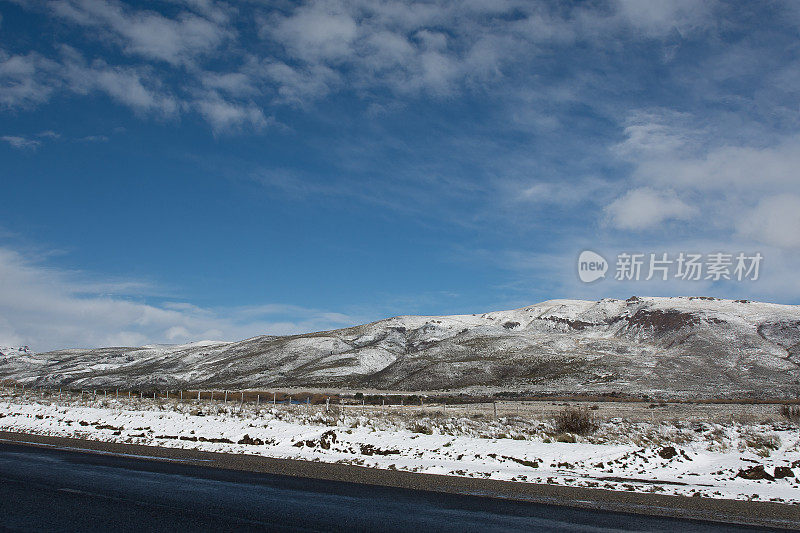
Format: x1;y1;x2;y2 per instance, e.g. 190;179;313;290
2;296;799;399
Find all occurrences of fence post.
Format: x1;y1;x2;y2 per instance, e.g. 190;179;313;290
326;397;330;412
180;390;183;400
493;401;497;420
257;394;260;406
224;390;228;403
197;390;201;401
273;392;276;405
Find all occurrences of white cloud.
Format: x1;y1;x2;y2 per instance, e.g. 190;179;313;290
613;0;715;38
0;51;59;108
268;4;358;63
635;138;800;191
605;187;696;230
613;110;700;159
1;136;41;150
0;246;361;351
200;71;258;97
49;0;233;65
252;0;716;104
517;178;611;206
610;110;800;249
260;61;340;105
738;194;800;249
0;0;726;129
195;95;267;133
257;1;496;99
59;47;179;115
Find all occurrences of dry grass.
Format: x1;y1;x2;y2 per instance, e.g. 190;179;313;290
780;404;800;424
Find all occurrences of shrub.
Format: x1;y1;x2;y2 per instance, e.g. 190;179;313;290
555;433;576;443
554;406;598;436
411;422;433;435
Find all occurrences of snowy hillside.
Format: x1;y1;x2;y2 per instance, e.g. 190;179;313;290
0;346;34;362
2;297;800;399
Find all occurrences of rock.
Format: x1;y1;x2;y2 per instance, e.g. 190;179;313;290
658;446;678;459
238;434;264;445
295;430;337;450
319;430;337;450
359;444;400;456
737;465;774;481
774;466;794;479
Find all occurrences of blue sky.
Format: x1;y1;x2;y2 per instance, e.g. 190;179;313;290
1;0;800;350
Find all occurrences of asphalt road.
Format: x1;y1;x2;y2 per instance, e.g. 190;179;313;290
0;442;789;532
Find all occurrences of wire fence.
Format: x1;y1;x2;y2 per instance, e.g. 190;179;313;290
0;381;790;424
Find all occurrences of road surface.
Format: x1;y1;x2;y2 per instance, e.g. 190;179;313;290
0;441;785;532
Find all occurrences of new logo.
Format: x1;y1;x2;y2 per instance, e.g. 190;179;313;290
578;250;608;283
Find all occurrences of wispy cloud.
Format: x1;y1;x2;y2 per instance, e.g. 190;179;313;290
0;50;59;108
194;93;268;133
48;0;234;66
0;245;362;351
1;135;40;149
0;0;724;130
77;135;108;142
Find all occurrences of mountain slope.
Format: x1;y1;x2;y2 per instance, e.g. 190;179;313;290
2;297;800;399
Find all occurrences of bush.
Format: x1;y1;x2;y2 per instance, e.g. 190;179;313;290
555;433;576;443
554;406;598;436
410;422;433;435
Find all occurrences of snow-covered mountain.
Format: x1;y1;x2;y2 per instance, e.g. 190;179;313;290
0;346;31;356
3;297;800;399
